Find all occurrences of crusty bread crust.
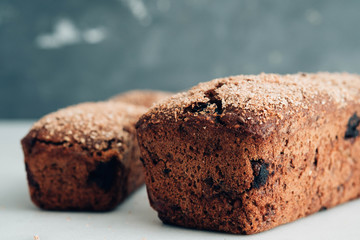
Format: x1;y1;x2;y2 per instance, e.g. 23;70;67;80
136;73;360;234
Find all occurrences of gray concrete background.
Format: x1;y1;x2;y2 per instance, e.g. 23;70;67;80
1;0;359;118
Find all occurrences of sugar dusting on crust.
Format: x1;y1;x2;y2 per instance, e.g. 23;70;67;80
29;101;147;150
142;72;360;135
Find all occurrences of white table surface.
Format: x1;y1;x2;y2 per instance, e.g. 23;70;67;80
1;120;359;240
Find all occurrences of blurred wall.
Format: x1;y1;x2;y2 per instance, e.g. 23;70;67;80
1;0;360;118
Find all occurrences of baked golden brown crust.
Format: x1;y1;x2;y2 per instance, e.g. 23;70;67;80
22;90;171;211
136;73;360;234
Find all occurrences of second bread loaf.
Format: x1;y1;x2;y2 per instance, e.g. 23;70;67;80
22;90;172;211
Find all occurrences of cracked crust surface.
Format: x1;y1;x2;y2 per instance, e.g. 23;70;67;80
22;90;170;211
140;72;360;137
136;72;360;234
27;101;146;151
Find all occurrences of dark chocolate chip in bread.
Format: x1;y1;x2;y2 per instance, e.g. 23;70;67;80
250;160;269;189
87;156;121;192
345;112;360;139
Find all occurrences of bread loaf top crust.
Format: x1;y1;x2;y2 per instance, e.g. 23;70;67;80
24;101;147;152
137;73;360;137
